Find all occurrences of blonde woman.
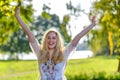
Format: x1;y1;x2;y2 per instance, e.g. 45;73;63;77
15;7;96;80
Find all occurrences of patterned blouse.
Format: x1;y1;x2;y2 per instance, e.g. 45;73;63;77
30;42;75;80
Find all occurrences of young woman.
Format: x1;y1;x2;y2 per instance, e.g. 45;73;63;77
15;7;96;80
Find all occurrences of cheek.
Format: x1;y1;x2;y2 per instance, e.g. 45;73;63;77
47;39;50;42
54;39;57;43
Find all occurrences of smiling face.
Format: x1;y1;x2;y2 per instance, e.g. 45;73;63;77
40;29;64;64
47;31;57;50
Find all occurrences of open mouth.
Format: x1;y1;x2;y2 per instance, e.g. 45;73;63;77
48;42;55;47
49;42;54;45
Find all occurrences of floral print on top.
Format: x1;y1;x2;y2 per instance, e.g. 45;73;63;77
30;43;75;80
41;60;59;80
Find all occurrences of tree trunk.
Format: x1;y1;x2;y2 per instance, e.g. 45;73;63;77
118;57;120;72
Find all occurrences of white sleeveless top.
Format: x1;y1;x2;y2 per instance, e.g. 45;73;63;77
30;42;75;80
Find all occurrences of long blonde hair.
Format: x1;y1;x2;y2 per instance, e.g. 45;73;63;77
39;28;64;64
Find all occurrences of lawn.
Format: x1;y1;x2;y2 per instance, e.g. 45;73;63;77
0;56;119;80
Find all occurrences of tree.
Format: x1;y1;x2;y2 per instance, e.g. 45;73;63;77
0;0;34;45
88;0;120;72
88;0;120;55
0;29;30;60
0;0;34;59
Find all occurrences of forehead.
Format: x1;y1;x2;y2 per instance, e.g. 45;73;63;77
47;31;57;36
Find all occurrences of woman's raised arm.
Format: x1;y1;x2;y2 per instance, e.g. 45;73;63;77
71;16;96;47
15;7;40;56
15;7;36;43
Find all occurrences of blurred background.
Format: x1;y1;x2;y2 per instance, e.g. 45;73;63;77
0;0;120;80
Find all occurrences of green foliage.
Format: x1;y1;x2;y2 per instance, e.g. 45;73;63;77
0;29;31;60
0;0;34;59
41;11;52;20
0;0;34;45
0;0;14;17
0;0;18;45
115;29;120;54
60;15;71;43
88;0;120;56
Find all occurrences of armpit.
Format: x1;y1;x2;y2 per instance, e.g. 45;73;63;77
63;43;76;60
29;41;41;59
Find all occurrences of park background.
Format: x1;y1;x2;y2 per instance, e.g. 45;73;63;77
0;0;120;80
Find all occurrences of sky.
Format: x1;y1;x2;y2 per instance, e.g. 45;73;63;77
32;0;94;43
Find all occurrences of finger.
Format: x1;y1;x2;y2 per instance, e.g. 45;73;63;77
92;16;96;21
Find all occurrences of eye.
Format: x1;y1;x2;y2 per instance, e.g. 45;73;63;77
47;36;51;39
52;36;56;39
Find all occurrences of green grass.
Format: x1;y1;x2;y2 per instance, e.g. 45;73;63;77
0;60;38;76
0;56;119;80
66;56;118;75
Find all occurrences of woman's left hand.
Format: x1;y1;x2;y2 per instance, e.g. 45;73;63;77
92;16;96;25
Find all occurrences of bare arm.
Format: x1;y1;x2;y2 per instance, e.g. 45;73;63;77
15;7;40;56
15;7;36;43
71;16;96;47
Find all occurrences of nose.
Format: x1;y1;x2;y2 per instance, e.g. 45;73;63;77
49;38;53;41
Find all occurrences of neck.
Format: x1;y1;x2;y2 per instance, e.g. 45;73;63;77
48;49;54;59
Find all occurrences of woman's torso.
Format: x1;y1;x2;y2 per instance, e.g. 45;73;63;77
39;60;67;80
30;42;75;80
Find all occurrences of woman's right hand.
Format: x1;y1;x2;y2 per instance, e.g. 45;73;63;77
15;6;20;15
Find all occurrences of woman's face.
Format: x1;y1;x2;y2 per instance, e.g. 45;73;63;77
47;31;57;49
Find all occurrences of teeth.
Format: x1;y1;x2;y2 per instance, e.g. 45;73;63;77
49;43;53;45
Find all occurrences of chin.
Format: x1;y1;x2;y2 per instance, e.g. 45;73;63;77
48;46;55;49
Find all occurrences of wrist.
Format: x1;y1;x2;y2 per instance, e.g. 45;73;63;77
15;13;19;16
91;23;96;27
